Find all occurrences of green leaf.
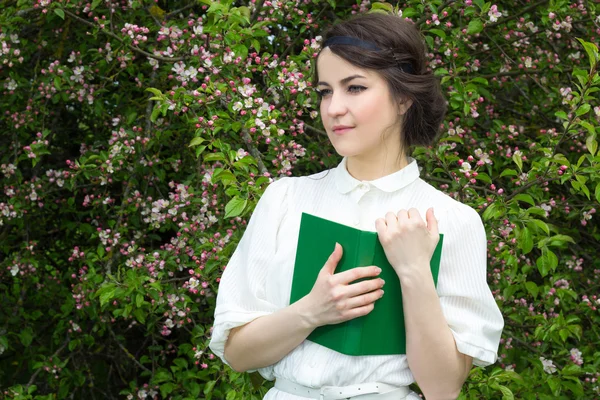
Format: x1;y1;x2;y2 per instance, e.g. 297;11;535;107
467;20;484;35
554;110;568;120
585;134;597;156
512;153;523;172
499;169;518;178
251;39;260;53
428;29;446;39
97;244;105;258
188;381;201;397
497;385;514;400
482;202;504;221
195;145;207;158
173;358;188;370
136;293;144;308
91;0;102;9
536;247;558;277
189;137;205;147
225;391;236;400
559;328;570;342
575;103;591;117
224;196;247;218
98;285;116;307
160;383;176;398
577;38;599;70
525;281;539;299
595;182;600;203
371;2;394;12
133;309;146;324
519;227;533;254
19;328;34;347
146;88;163;97
204;381;216;395
204;152;225;162
54;9;65;19
154;370;172;383
513;193;535;206
527;219;550;235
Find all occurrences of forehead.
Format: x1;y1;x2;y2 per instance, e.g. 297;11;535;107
316;48;376;82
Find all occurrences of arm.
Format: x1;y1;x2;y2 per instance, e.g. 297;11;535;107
376;206;503;399
223;243;384;372
401;266;472;400
376;208;472;400
224;297;314;372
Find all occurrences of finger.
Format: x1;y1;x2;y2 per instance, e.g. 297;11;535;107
343;303;376;320
426;207;439;235
322;243;343;275
407;208;421;220
334;265;381;285
345;277;385;298
384;211;397;227
345;289;384;309
397;209;409;224
375;217;387;235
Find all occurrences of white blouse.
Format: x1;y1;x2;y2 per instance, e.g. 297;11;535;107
209;157;504;400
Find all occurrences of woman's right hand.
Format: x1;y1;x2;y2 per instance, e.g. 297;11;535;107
298;243;385;329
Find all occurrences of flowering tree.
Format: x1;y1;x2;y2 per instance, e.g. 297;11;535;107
1;0;599;399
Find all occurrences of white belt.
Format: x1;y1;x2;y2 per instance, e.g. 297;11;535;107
274;377;411;400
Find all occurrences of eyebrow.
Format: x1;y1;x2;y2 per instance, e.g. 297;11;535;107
317;74;367;87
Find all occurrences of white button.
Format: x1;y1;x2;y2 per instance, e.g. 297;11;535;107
358;183;368;191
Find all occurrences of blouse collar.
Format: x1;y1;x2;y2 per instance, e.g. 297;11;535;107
334;156;420;194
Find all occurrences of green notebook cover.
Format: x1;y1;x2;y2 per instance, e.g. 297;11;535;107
290;212;444;356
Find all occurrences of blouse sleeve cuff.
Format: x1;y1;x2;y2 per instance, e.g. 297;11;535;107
208;310;276;380
450;330;499;367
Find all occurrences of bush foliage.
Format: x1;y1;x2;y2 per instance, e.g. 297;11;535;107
1;0;599;399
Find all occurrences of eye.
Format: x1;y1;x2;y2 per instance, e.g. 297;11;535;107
348;85;366;94
315;88;332;98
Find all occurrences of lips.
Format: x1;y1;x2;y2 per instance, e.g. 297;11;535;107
332;125;354;134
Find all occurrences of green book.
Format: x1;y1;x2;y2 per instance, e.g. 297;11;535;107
290;212;444;356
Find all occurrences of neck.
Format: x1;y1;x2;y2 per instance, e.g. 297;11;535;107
346;153;409;181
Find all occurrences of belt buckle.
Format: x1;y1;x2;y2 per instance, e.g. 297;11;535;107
319;386;351;400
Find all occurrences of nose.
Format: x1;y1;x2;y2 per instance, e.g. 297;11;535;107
324;91;348;118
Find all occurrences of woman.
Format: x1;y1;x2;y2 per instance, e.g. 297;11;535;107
209;12;504;400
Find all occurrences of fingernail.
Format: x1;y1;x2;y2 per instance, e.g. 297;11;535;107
377;267;382;274
380;279;385;286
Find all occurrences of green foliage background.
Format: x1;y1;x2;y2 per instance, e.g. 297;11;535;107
0;0;599;399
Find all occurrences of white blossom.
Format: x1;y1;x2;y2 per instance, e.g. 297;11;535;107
540;357;557;374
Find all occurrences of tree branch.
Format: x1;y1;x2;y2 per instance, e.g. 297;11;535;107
108;326;152;374
460;67;572;79
241;129;268;175
62;9;187;63
26;337;70;390
166;3;196;20
486;0;550;29
250;0;265;24
416;0;455;26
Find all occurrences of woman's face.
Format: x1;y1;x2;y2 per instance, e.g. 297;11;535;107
316;48;410;162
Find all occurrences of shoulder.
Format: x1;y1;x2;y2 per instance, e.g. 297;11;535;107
414;178;483;229
275;168;336;193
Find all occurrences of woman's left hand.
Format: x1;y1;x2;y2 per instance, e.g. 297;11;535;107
375;207;439;278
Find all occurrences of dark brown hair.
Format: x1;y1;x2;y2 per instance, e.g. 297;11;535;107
313;13;447;151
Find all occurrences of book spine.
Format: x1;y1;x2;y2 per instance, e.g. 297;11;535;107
345;231;377;355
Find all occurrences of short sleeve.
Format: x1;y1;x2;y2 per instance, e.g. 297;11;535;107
437;205;504;367
208;178;290;380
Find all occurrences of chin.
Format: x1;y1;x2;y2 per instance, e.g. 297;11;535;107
330;144;354;157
